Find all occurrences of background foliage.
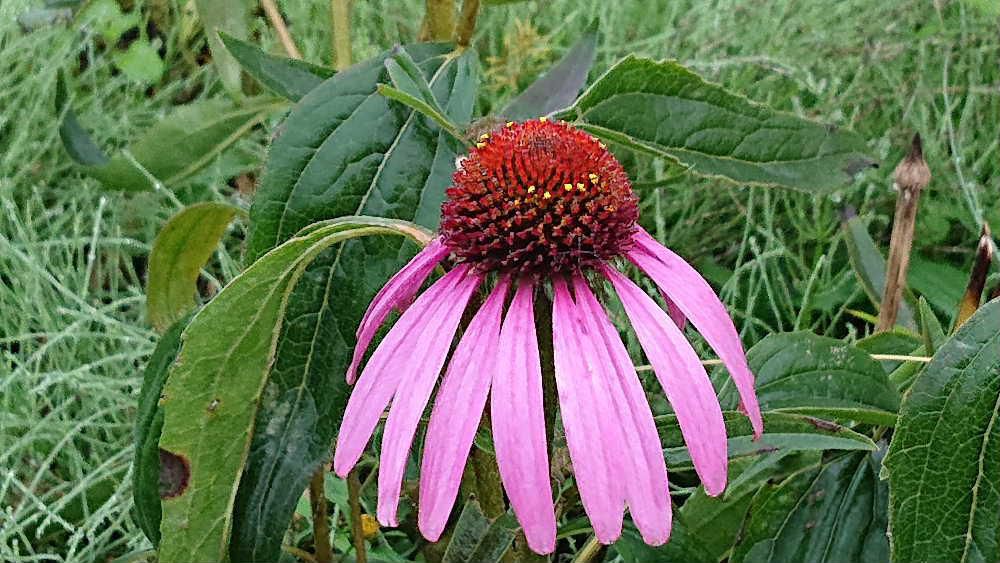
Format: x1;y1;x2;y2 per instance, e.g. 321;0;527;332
1;0;998;561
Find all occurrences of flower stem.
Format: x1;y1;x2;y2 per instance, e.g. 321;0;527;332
420;0;456;41
572;535;603;563
348;468;367;563
308;468;332;563
261;0;302;60
455;0;480;47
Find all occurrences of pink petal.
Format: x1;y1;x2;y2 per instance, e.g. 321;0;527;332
551;277;625;544
602;265;728;496
491;280;556;554
333;265;466;478
572;276;672;545
418;276;511;541
629;228;763;438
348;239;450;383
662;293;687;331
376;266;481;526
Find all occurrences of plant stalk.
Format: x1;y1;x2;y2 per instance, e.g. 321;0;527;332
309;467;333;563
455;0;480;47
261;0;303;60
330;0;352;70
876;134;930;333
348;468;368;563
420;0;456;41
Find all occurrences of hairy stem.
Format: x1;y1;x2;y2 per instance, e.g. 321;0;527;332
308;468;332;563
348;468;367;563
455;0;480;47
420;0;456;41
330;0;352;70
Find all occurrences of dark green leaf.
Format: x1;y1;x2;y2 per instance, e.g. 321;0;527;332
716;332;900;425
194;0;249;96
841;211;915;329
613;523;714;563
558;56;875;192
157;217;430;563
884;298;1000;563
659;411;875;472
133;314;192;546
442;501;519;563
855;330;921;373
731;451;889;563
909;254;966;318
146;202;241;333
55;72;109;166
233;44;478;563
219;32;334;101
502;21;598;120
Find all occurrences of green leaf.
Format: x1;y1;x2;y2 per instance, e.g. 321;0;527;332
442;501;519;563
502;21;598;120
841;211;916;329
219;32;334;102
613;523;714;563
377;84;465;142
57;91;284;191
659;411;875;472
855;330;921;373
194;0;249;97
557;56;875;192
884;298;1000;563
679;452;821;561
146;202;241;333
156;217;430;563
731;451;889;563
112;40;165;84
917;296;946;355
134;313;192;546
909;254;966;318
716;332;900;425
231;44;476;562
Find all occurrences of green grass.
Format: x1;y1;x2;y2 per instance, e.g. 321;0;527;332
1;0;997;560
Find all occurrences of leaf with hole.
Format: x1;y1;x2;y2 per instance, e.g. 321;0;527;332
884;298;1000;563
558;56;875;192
156;217;430;563
146;202;241;333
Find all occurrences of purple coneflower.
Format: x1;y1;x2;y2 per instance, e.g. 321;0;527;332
333;119;763;554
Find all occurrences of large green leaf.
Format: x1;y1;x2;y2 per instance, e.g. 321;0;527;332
715;332;901;425
441;501;519;563
219;32;334;102
731;451;889;563
231;44;478;562
501;21;598;120
884;298;1000;563
659;411;875;472
557;56;874;192
156;217;431;563
133;313;192;546
613;524;714;563
146;202;241;333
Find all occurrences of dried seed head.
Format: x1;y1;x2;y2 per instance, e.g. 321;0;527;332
893;133;931;193
440;119;638;276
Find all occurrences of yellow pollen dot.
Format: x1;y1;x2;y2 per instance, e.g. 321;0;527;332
543;191;552;199
599;142;607;149
564;183;573;191
576;182;585;190
479;133;490;140
527;185;536;193
506;121;514;127
588;173;599;183
513;198;521;205
539;116;549;122
476;142;486;148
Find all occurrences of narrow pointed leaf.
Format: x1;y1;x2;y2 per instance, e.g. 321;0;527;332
558;56;875;192
502;21;598;120
885;298;1000;563
146;202;241;333
194;0;248;97
219;32;333;101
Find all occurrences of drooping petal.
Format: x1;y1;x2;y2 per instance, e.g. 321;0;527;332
348;239;450;383
551;277;625;544
602;265;728;496
418;276;511;541
375;266;481;526
491;280;556;554
333;265;465;478
572;276;672;545
629;228;763;438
